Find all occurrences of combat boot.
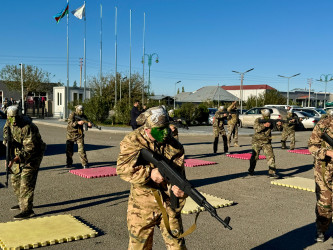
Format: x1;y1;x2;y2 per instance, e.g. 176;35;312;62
248;161;256;176
281;141;287;149
10;205;20;211
14;210;35;220
233;143;240;147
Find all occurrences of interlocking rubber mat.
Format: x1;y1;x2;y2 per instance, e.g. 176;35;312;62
184;159;217;167
0;214;97;249
271;177;315;192
287;149;311;155
226;153;266;160
69;167;117;178
182;192;234;214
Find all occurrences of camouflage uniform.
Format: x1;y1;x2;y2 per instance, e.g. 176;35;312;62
4;117;46;213
249;117;282;176
117;106;187;250
213;110;228;153
227;102;239;146
169;124;179;140
66;111;89;167
308;115;333;237
281;112;298;150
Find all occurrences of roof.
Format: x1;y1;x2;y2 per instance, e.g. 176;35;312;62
175;86;238;102
147;95;172;100
221;84;275;90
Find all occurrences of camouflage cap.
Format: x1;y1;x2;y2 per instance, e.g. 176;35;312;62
76;105;83;112
218;106;225;111
136;106;169;128
7;106;19;117
327;109;333;116
261;109;271;116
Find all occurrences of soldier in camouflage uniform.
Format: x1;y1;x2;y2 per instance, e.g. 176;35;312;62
227;101;240;147
4;106;46;220
117;106;187;250
281;107;298;150
66;105;92;169
213;106;228;154
308;109;333;242
248;109;282;178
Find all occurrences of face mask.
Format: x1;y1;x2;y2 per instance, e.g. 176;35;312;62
150;127;170;143
77;111;83;116
8;116;17;126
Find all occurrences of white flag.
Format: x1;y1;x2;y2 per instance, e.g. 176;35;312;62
71;3;85;19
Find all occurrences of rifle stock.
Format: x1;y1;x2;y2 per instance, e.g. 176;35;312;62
140;148;232;230
322;132;333;147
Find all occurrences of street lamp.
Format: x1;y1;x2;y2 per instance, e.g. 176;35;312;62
142;53;159;95
316;74;333;109
232;68;254;114
19;63;24;114
277;73;300;105
174;80;181;110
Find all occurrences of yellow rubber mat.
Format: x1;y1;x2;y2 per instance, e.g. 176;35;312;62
271;177;315;192
182;192;234;214
0;214;98;250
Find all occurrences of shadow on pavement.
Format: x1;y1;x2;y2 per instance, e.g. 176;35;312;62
252;223;321;250
190;164;314;188
36;190;129;216
44;143;113;156
182;142;212;146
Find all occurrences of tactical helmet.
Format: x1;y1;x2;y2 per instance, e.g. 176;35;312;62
76;105;84;115
7;106;19;117
261;109;271;116
218;106;225;111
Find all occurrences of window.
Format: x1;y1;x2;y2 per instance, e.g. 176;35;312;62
57;93;62;106
79;94;83;102
73;93;78;101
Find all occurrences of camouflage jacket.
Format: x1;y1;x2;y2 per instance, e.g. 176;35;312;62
66;112;88;140
227;103;238;124
3;118;46;163
252;117;282;143
213;111;227;128
283;112;298;130
117;126;186;202
308;116;333;164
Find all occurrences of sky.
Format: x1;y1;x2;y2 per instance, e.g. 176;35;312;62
1;0;333;97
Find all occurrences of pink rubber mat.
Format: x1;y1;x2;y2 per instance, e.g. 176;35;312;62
287;149;311;155
184;159;217;167
226;153;266;160
69;167;117;178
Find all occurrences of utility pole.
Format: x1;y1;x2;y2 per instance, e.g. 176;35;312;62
316;74;333;109
307;78;313;107
232;68;254;114
79;58;83;88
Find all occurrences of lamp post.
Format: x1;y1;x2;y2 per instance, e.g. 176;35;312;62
316;74;333;109
232;68;254;114
174;80;181;110
19;63;24;114
277;73;300;105
142;53;159;95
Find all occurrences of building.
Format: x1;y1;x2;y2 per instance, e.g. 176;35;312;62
221;84;275;101
53;86;91;118
174;86;238;106
0;81;22;104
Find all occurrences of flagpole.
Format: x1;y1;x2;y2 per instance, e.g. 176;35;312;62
83;0;86;100
100;3;103;96
115;6;118;106
129;9;132;106
142;12;145;105
66;0;69;118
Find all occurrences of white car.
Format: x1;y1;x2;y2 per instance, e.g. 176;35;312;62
293;111;319;130
0;110;6;142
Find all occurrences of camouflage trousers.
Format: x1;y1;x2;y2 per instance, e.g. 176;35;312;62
66;138;88;166
127;185;186;250
281;128;295;149
249;141;276;174
11;156;43;212
227;123;238;145
314;161;333;233
213;127;228;153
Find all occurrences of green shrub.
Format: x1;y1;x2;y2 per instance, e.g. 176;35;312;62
82;96;111;122
114;98;131;124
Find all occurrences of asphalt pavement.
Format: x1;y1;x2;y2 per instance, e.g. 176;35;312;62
0;119;330;250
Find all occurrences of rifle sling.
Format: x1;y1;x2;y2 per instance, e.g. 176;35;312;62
152;189;199;239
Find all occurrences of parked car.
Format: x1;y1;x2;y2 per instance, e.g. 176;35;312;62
293;111;319;130
238;107;287;128
264;104;301;110
291;108;323;119
208;108;217;125
0;110;7;154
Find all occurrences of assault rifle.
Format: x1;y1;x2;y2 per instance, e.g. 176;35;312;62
322;132;333;147
74;116;101;131
140;148;232;230
5;126;14;188
258;118;298;126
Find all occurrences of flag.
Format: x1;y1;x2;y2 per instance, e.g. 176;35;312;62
54;4;69;23
71;3;85;20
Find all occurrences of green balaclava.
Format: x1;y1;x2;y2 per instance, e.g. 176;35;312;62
7;106;19;126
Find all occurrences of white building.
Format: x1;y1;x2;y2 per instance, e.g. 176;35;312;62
53;86;91;118
221;84;275;101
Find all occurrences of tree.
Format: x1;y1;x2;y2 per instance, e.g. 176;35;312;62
245;89;287;109
73;80;78;88
182;86;185;92
177;88;180;94
0;64;55;95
